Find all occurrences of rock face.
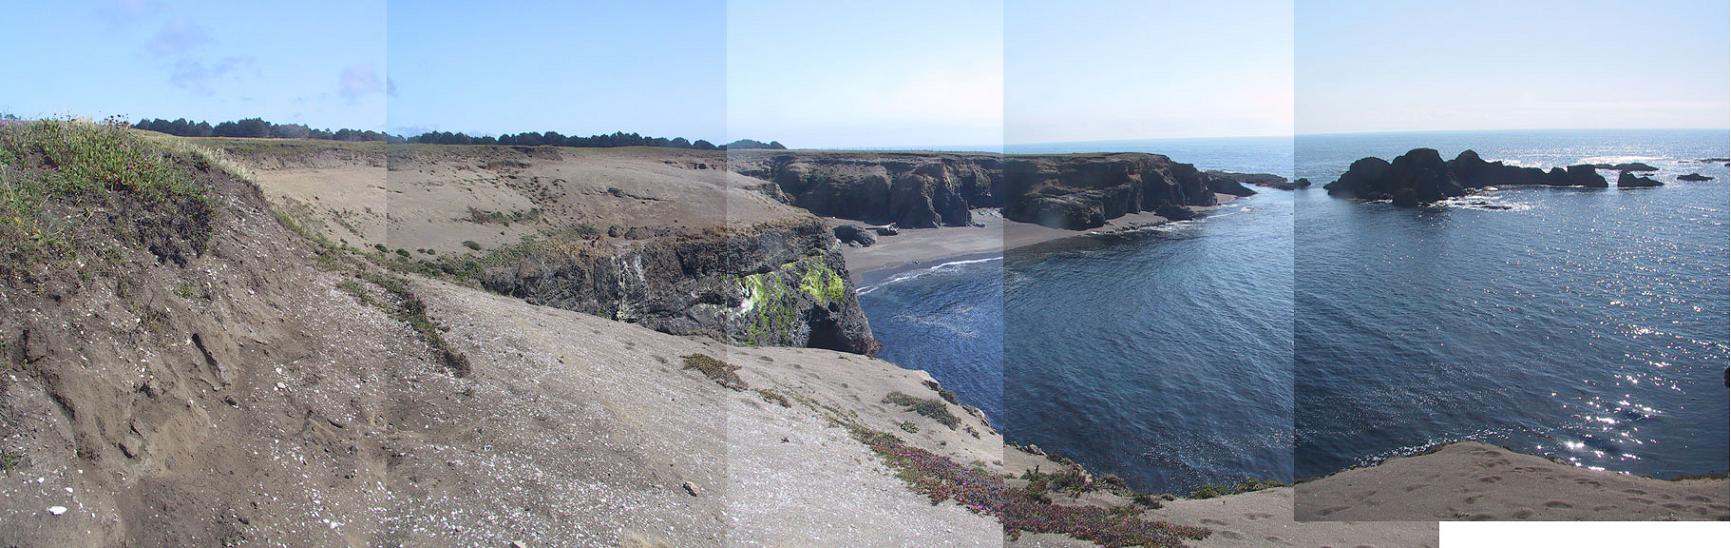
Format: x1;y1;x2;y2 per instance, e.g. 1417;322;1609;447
1617;172;1663;188
1001;153;1218;229
1678;172;1714;182
478;218;878;354
731;151;1237;232
729;152;1001;229
1326;148;1609;206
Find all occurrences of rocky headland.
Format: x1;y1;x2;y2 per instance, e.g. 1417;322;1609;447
732;150;1291;233
1325;148;1609;207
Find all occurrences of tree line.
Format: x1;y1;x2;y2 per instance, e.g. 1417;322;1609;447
132;116;785;150
134;117;396;142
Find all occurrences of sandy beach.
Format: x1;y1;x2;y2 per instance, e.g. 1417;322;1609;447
837;194;1240;283
1295;441;1730;521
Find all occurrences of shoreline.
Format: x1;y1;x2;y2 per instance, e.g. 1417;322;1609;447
839;193;1242;285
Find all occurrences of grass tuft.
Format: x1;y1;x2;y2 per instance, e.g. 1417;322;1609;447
682;353;746;390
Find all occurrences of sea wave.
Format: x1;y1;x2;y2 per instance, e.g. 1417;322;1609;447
857;256;1003;295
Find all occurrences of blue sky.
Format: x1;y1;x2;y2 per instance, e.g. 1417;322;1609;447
389;1;725;139
1298;0;1730;134
1;0;385;131
1006;0;1295;144
727;0;1002;149
3;1;1725;145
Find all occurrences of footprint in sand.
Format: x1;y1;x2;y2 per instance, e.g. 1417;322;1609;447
1622;489;1647;496
1244;512;1274;521
1574;478;1603;488
1217;531;1244;540
1264;536;1294;547
1512;510;1534;519
1662;503;1687;511
1464;496;1481;504
1683;495;1712;502
1631;497;1655;505
1201;518;1229;526
1477;475;1502;483
1316;506;1350;516
1543;501;1573;509
1403;484;1427;492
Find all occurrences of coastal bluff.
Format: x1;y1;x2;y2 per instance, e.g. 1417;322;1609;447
1325;148;1609;206
732;150;1290;232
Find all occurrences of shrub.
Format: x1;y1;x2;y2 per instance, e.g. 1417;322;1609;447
755;388;790;408
855;427;1209;546
883;391;959;429
461;240;482;251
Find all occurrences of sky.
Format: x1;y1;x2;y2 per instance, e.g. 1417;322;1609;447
1005;0;1296;144
3;1;1725;145
1298;0;1731;135
388;1;725;139
0;0;385;131
726;0;1003;149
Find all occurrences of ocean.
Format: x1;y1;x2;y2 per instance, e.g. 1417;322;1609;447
858;130;1728;494
861;136;1297;493
1295;129;1730;480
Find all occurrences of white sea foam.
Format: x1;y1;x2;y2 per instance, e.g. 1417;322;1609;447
857;256;1003;295
1579;155;1668;165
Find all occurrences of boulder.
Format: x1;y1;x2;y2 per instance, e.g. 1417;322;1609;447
873;225;899;236
1590;162;1659;172
833;224;877;246
1208;175;1258;197
1293;177;1312;188
1678;173;1714;182
1617;172;1663;188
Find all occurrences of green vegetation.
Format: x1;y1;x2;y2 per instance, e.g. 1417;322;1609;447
0;118;214;260
796;256;848;304
0;449;21;473
1020;466;1095;500
135;116;392;142
898;421;920;434
740;256;848;346
882;391;960;429
173;280;208;300
682;353;746;390
1187;478;1287;499
461;240;482;251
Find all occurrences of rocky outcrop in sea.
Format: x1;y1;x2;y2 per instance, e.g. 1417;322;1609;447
1325;148;1609;207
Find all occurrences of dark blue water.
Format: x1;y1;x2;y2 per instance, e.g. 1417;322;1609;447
861;137;1296;493
1295;129;1731;479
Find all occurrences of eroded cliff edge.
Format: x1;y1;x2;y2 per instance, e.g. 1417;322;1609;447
473;219;877;354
